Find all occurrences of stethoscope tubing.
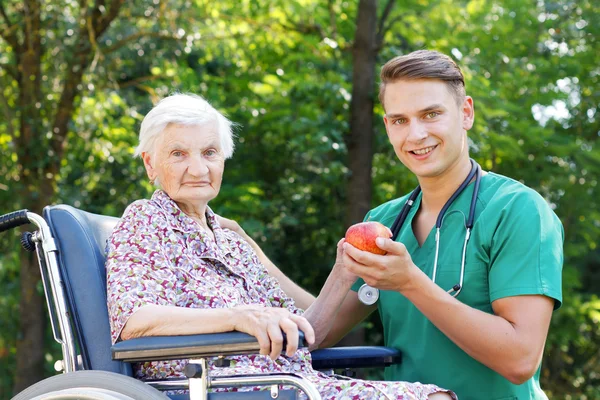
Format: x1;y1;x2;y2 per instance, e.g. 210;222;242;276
358;159;481;305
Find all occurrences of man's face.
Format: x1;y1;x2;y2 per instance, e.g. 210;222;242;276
143;123;225;209
382;79;474;180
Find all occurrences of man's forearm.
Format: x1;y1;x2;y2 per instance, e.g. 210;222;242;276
401;269;552;384
303;266;356;349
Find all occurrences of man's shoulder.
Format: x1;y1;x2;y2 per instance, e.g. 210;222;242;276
481;172;551;207
479;172;560;225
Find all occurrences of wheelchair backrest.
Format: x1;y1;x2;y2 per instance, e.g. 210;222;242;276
43;205;131;375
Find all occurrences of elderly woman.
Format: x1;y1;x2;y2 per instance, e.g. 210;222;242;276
106;93;455;400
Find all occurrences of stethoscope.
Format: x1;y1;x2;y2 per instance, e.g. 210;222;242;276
358;159;482;305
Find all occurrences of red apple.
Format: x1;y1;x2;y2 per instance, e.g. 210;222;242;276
345;221;392;255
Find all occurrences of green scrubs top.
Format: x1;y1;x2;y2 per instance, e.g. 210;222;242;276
352;172;563;400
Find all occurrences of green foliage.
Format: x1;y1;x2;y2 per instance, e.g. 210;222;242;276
0;0;599;398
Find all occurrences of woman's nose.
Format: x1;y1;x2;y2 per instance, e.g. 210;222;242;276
187;154;209;176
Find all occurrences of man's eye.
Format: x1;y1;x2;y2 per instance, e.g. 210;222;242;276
392;118;406;125
205;149;218;157
172;151;183;157
425;112;439;119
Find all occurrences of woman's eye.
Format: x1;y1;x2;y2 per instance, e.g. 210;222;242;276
205;149;218;157
172;151;183;157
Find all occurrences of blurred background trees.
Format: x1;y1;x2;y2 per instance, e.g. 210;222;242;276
0;0;598;398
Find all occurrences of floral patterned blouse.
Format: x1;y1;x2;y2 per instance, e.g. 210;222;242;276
106;190;455;399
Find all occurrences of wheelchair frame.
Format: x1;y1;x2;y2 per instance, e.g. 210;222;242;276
1;207;400;400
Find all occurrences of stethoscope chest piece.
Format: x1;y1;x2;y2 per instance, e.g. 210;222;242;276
358;283;379;305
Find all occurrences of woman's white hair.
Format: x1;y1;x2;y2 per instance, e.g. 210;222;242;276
134;93;235;160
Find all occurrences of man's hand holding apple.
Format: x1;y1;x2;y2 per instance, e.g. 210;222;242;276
343;222;423;293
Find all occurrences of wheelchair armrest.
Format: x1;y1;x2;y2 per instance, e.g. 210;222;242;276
310;346;401;370
111;331;306;362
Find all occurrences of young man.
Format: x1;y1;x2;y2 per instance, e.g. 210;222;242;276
305;50;563;400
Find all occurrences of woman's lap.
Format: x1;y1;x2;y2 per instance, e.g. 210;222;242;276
210;366;453;400
139;356;456;399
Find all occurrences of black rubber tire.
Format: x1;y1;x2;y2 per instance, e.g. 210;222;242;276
12;370;170;400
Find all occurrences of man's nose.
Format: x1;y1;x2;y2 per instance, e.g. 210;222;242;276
407;120;428;141
187;154;209;176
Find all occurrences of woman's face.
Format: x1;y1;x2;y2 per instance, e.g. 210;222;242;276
143;123;225;208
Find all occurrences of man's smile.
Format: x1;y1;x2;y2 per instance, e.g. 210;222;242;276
410;145;437;155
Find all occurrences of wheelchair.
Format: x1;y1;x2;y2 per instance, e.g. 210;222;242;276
1;205;401;400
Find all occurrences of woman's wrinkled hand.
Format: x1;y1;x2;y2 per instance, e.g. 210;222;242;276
333;238;358;284
232;305;315;360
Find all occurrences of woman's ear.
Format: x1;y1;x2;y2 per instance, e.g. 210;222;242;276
141;152;156;181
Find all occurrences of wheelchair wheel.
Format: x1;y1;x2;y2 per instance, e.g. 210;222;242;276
27;388;132;400
12;370;170;400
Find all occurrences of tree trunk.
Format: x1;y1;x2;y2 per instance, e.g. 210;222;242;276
9;1;125;392
345;0;378;229
13;0;46;391
339;0;379;348
13;251;46;393
13;178;56;393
